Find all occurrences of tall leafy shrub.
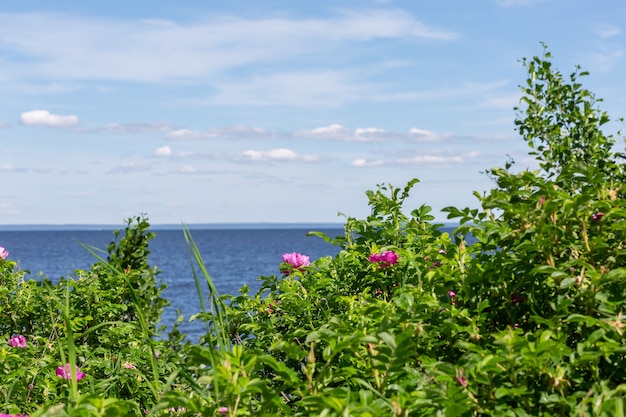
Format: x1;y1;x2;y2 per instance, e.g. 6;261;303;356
184;47;626;416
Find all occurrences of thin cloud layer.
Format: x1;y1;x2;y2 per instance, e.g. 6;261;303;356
2;2;624;225
0;10;457;83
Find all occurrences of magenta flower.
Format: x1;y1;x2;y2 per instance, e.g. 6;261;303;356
217;407;229;415
448;290;458;306
8;335;26;348
0;246;8;260
0;414;28;417
281;252;310;272
456;375;468;388
592;212;604;221
511;292;525;306
368;251;399;268
56;363;85;381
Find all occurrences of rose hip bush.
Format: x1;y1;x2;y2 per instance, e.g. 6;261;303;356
3;46;626;416
184;47;626;416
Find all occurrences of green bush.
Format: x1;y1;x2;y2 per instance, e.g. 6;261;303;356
2;45;626;416
185;46;626;416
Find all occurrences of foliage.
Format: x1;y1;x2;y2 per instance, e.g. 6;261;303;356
2;46;626;416
0;216;176;415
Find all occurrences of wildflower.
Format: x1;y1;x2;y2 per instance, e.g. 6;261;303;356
448;290;457;298
8;335;26;348
368;251;399;268
0;414;28;417
448;290;457;306
123;361;137;370
0;246;8;260
511;292;525;306
281;252;310;273
592;212;604;221
56;363;85;381
430;261;442;269
217;407;229;414
456;375;468;388
438;248;446;254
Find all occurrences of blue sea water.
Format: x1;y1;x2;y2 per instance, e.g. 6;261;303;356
0;224;459;341
0;225;345;340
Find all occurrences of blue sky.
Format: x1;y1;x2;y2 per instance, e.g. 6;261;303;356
0;0;624;225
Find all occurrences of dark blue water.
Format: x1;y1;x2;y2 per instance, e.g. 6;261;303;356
0;226;345;340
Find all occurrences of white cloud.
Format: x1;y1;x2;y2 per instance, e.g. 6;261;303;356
166;125;271;140
0;10;457;83
167;129;216;140
155;146;172;156
355;127;386;140
20;109;78;127
351;158;384;167
408;128;452;142
296;124;348;138
0;164;16;171
223;125;270;136
395;155;464;164
393;151;480;167
238;148;319;162
295;124;387;142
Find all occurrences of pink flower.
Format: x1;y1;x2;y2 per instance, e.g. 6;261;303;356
123;361;136;370
448;290;457;298
429;261;442;270
0;414;28;417
368;251;399;268
281;252;310;272
511;292;525;306
217;407;228;415
456;375;468;388
8;335;26;348
592;212;604;221
0;246;8;260
56;363;85;381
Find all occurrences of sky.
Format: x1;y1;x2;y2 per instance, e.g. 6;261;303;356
0;0;625;226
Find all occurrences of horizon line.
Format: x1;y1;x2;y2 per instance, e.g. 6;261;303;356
0;222;347;231
0;221;458;231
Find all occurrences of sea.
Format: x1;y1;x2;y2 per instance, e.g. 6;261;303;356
0;223;459;341
0;224;346;341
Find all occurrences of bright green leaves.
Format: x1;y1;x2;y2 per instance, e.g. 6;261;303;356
515;44;623;188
